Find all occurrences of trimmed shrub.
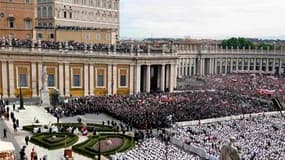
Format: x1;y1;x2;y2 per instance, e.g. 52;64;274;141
30;133;79;150
22;123;114;133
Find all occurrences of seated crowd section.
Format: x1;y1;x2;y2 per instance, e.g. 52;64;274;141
175;113;285;160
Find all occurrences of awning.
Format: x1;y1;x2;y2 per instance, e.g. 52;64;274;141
0;141;15;152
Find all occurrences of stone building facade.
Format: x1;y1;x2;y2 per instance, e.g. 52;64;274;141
0;45;177;98
0;0;35;39
36;0;119;43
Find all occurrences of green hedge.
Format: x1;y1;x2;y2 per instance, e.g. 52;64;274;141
30;133;79;150
54;123;114;132
22;125;42;132
23;123;114;133
72;133;135;158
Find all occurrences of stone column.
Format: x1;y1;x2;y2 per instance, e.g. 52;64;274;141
214;58;217;74
200;58;204;75
7;62;15;98
160;64;165;92
273;58;276;73
236;57;239;71
185;59;189;76
181;59;185;77
193;59;196;75
38;63;43;94
189;59;192;76
230;58;233;73
135;64;141;93
107;64;112;95
165;65;170;89
1;61;8;98
84;64;89;96
174;63;177;88
177;60;181;77
169;64;175;92
64;63;70;97
209;58;212;74
112;64;117;95
241;58;245;71
225;58;228;74
260;58;263;72
129;64;134;95
31;62;37;97
146;64;151;93
253;58;256;71
58;63;64;96
219;58;223;74
279;59;282;75
266;59;269;72
88;65;94;96
247;58;248;71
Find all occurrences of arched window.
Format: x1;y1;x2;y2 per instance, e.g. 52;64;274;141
43;23;47;27
42;7;47;17
49;23;53;27
48;6;53;17
37;7;42;17
38;23;42;27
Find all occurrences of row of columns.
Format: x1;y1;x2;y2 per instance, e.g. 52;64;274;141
178;57;284;77
135;64;176;93
0;62;137;98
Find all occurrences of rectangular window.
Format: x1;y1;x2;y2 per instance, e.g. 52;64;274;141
50;33;54;39
25;0;30;3
73;74;80;87
120;75;126;87
106;34;110;41
37;33;43;39
25;20;31;29
69;12;72;19
97;74;104;87
96;33;101;40
48;74;55;87
9;20;14;28
19;74;28;87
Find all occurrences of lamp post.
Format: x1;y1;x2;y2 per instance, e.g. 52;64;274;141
98;137;101;160
19;85;24;110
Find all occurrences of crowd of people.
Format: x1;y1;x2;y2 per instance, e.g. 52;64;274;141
50;89;276;129
178;73;285;101
175;113;285;160
112;138;200;160
0;38;170;54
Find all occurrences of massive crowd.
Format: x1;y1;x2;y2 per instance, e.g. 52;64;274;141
50;89;275;129
177;74;285;100
0;38;169;53
175;113;285;160
111;138;200;160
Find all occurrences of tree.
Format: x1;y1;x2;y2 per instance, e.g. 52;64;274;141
221;37;254;49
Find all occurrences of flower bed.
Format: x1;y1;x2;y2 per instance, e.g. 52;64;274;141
72;133;135;158
30;133;79;150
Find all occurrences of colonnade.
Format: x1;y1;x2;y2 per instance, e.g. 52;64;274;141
177;57;285;77
135;63;176;93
